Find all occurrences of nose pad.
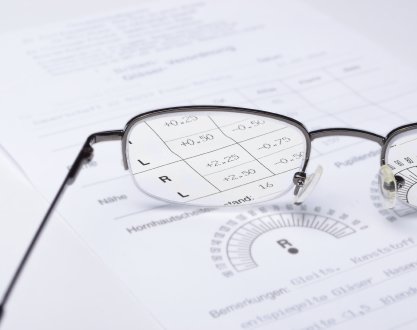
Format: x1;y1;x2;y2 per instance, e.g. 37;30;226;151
378;165;397;209
293;165;323;205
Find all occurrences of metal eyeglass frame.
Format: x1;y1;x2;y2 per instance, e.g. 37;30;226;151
1;105;416;324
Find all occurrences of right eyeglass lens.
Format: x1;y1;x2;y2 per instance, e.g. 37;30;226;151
385;128;417;208
125;109;308;206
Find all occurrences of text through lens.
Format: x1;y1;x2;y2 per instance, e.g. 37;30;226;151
126;110;308;206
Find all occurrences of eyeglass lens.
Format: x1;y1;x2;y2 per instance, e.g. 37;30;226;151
385;128;417;207
125;110;308;206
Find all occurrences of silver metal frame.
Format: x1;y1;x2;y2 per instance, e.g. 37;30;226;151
120;105;417;188
121;105;312;171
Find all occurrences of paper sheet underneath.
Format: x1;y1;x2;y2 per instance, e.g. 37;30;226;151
1;0;417;329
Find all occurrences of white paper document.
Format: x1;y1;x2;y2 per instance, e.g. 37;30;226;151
1;0;417;329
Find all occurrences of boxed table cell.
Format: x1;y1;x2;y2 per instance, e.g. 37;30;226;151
204;160;273;191
186;144;254;176
132;160;219;203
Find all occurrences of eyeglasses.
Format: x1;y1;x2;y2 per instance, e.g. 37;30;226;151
1;105;416;322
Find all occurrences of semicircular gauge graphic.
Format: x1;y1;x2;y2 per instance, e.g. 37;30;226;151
210;204;368;278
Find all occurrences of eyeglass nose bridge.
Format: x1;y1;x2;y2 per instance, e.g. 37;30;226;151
291;127;386;205
309;128;385;145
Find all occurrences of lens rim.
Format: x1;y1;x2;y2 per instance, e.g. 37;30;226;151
381;123;417;166
121;105;311;206
122;105;312;172
382;123;417;208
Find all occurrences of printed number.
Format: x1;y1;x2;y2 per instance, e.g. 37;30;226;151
165;115;198;127
259;182;274;189
258;137;291;150
223;169;256;181
206;154;240;168
232;119;265;131
180;134;214;147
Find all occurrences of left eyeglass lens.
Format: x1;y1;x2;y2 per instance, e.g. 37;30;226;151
385;127;417;208
125;110;308;206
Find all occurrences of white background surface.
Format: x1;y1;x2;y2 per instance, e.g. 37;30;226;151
0;1;416;329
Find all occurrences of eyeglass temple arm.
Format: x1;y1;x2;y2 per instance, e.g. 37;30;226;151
0;130;123;325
